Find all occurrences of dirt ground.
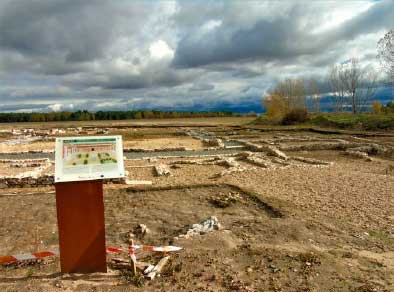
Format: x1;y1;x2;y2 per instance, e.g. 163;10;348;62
0;117;255;130
0;121;393;292
0;128;205;152
123;137;204;150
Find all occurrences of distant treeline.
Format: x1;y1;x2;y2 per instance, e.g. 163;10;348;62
0;110;247;123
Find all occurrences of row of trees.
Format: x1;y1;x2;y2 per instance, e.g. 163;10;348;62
263;78;321;120
263;29;393;117
0;110;237;123
264;58;379;117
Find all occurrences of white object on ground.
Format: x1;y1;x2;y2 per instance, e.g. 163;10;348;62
177;216;221;239
154;164;171;176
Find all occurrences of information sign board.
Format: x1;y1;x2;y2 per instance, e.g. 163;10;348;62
55;136;125;183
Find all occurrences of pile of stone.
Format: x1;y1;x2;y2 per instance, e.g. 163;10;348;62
176;216;221;239
202;138;225;148
217;157;247;177
154;164;171;176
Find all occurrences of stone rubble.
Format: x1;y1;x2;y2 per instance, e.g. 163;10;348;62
345;149;372;161
291;156;333;166
124;147;188;153
185;129;226;149
154;164;171;176
176;216;221;239
238;141;288;160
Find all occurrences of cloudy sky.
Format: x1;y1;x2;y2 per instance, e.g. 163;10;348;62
0;0;392;113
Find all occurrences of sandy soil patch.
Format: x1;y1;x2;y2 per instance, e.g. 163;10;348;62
123;137;204;150
0;141;55;153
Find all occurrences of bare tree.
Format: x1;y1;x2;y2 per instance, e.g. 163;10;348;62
377;29;394;102
275;78;306;110
357;70;378;112
308;78;320;113
328;65;346;112
340;58;377;113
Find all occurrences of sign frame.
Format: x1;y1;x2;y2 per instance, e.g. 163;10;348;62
55;135;125;183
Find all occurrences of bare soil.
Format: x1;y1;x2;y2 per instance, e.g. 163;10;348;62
0;122;393;292
123;137;204;150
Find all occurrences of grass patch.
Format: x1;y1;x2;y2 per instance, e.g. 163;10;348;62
254;113;394;131
310;113;394;130
368;229;393;244
120;269;145;287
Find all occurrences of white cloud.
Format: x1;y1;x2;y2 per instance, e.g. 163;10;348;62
149;40;174;59
0;0;391;112
312;1;376;34
201;20;222;31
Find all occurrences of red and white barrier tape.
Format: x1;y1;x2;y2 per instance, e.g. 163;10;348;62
0;249;59;265
106;245;182;254
1;245;182;265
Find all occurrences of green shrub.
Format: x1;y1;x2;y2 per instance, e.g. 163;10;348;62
281;108;309;125
83;159;88;165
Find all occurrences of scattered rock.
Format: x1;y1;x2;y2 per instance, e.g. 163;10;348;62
345;149;372;161
209;192;242;208
134;224;150;238
176;216;221;239
154;164;171;176
291;156;332;166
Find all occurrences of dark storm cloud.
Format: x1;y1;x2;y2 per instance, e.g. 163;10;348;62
64;65;200;91
172;1;393;68
188;83;215;92
0;103;50;111
0;0;391;112
0;0;140;63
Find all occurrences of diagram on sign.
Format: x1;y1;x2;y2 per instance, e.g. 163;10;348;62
55;136;125;183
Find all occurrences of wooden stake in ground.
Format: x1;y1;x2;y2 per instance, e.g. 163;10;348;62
129;240;137;276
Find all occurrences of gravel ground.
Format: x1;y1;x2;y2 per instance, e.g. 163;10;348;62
0;127;393;291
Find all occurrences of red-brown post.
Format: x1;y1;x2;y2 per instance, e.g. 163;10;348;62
55;180;107;273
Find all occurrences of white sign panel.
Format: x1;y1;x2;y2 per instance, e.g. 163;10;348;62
55;136;125;183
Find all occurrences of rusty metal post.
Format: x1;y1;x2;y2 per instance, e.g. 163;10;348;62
55;180;107;273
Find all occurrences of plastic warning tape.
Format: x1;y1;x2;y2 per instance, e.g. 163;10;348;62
106;245;182;254
0;249;59;265
1;245;182;265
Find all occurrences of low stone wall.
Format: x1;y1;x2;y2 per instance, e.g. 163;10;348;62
0;150;54;154
123;147;188;153
0;175;54;188
0;175;126;188
0;158;51;168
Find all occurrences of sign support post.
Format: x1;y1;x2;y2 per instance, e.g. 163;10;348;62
54;136;125;273
55;180;107;273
